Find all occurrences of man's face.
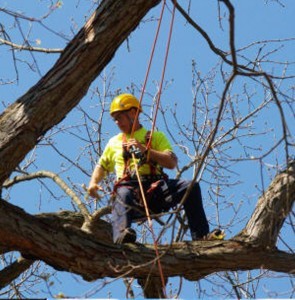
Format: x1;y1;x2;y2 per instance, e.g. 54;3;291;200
112;110;134;134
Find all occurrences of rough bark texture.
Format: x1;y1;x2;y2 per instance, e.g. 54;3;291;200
0;0;161;185
138;276;168;298
0;200;294;281
242;161;295;247
0;257;34;289
0;163;294;286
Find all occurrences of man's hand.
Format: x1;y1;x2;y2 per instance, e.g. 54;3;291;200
126;138;146;154
87;165;106;198
87;183;102;199
125;138;177;169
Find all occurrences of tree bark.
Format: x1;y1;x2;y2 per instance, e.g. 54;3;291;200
0;257;34;290
138;276;168;298
241;161;295;247
0;163;294;284
0;0;161;185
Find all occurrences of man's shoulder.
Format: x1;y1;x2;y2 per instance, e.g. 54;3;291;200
108;133;123;145
151;130;168;140
138;127;168;141
150;130;172;150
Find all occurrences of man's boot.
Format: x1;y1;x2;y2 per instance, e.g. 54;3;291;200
115;228;137;244
192;228;225;241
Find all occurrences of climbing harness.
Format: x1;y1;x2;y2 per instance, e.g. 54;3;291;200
113;130;161;192
122;131;161;176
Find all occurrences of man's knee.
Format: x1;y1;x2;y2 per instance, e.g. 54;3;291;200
179;180;201;196
115;186;136;206
180;180;202;208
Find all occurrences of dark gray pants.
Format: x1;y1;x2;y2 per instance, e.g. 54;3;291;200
112;179;209;243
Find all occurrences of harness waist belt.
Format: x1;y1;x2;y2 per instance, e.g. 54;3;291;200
118;174;166;182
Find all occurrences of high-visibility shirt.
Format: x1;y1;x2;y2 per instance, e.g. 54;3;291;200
98;126;173;179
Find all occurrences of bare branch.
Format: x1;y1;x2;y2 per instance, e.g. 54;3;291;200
0;38;63;53
219;0;237;69
3;170;90;221
0;257;34;290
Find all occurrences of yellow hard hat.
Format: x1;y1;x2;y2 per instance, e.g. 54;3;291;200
110;93;142;115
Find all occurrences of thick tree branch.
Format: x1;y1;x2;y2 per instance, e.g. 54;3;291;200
0;198;294;281
0;162;294;282
0;210;111;289
240;160;295;247
0;0;161;185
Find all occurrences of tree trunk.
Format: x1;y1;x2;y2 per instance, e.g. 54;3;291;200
138;277;168;298
0;0;161;185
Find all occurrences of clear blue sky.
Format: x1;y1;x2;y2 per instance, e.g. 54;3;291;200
1;0;294;298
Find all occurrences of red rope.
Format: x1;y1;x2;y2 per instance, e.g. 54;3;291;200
129;0;177;297
131;154;167;296
146;0;177;150
131;0;166;138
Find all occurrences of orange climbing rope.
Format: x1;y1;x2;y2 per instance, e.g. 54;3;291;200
130;0;166;138
129;0;177;297
147;0;177;150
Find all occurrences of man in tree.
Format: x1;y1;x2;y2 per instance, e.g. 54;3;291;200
88;93;215;244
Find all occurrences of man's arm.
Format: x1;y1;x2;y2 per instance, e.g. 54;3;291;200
87;164;106;198
127;138;177;169
147;149;177;169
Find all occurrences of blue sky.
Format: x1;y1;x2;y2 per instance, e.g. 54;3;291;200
1;0;294;298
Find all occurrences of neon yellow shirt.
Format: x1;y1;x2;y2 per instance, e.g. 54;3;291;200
98;127;173;179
